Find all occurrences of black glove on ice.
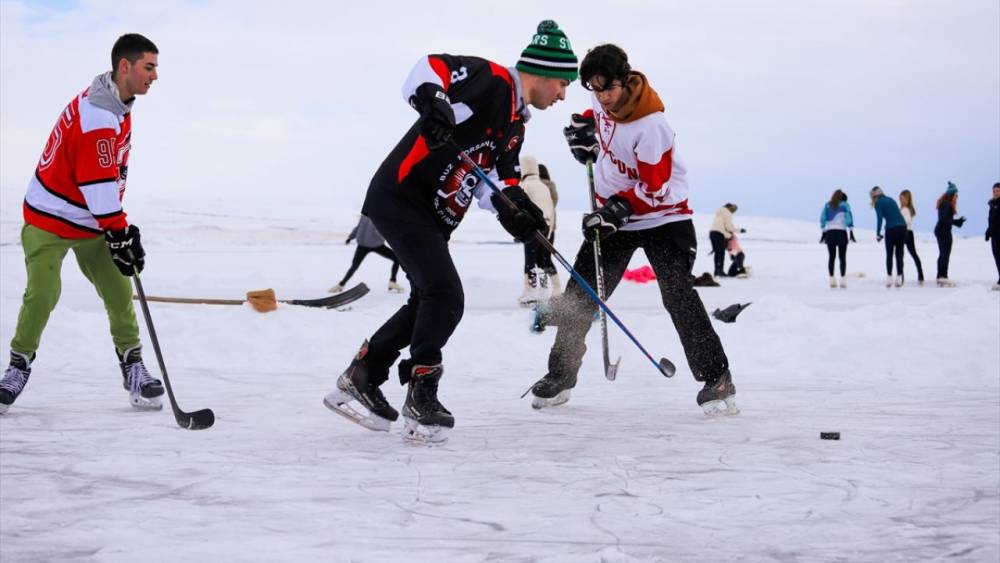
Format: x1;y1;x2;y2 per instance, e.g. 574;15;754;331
563;113;598;164
493;185;547;242
410;83;455;151
583;196;632;242
105;224;145;277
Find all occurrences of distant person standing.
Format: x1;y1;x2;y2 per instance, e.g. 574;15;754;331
898;189;925;285
537;163;562;296
709;203;744;277
934;182;966;287
819;189;855;288
0;34;164;414
988;182;1000;290
871;186;906;288
517;155;559;306
330;215;403;294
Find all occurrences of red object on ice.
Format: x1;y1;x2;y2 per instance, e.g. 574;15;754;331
623;265;657;283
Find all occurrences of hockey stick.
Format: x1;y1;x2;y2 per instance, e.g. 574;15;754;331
132;272;216;430
134;283;369;312
586;160;621;381
454;146;675;378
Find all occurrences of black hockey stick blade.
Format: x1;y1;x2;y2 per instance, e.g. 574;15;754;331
658;358;677;378
604;357;621;381
286;282;369;308
176;407;215;430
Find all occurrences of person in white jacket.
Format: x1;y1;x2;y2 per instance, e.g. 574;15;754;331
517;155;562;305
709;203;745;277
898;189;925;284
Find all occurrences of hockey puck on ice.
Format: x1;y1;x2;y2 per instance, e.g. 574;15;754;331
820;432;840;440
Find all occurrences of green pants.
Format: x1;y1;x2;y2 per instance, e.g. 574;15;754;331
10;224;140;358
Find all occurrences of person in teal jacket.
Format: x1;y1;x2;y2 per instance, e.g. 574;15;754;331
819;189;855;288
871;186;906;287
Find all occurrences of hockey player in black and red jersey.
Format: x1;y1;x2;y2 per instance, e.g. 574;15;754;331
530;44;740;416
1;34;164;415
323;21;578;443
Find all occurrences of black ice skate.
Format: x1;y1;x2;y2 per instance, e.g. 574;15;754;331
119;345;164;411
323;340;399;432
0;351;33;415
697;370;740;416
529;371;577;410
400;363;453;444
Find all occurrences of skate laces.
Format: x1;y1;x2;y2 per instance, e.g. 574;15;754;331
0;366;29;395
125;361;157;394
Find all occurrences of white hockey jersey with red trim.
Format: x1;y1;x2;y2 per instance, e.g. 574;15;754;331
23;80;131;239
590;94;692;231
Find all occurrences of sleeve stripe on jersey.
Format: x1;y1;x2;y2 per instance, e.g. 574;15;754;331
397;136;431;184
35;171;87;210
78;177;120;187
401;56;449;102
79;182;124;217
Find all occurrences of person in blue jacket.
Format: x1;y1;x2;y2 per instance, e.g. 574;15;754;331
934;182;966;286
871;186;906;288
820;189;855;288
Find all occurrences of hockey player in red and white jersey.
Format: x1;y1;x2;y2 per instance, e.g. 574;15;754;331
530;44;739;416
0;34;165;415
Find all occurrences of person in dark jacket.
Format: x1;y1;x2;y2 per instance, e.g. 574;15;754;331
322;21;573;443
934;182;966;286
986;182;1000;289
871;186;907;288
329;215;403;294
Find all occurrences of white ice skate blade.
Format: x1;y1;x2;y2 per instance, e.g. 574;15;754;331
401;417;450;445
701;396;740;417
531;389;571;410
0;404;10;415
323;389;392;432
130;394;163;411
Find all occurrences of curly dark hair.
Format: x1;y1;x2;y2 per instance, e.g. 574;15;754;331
580;44;631;89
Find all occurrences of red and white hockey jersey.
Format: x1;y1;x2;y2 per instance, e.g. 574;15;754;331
589;72;692;231
23;73;133;239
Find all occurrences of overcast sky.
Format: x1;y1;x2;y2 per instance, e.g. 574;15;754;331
1;0;997;233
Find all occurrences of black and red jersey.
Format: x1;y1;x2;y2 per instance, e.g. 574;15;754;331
363;54;528;233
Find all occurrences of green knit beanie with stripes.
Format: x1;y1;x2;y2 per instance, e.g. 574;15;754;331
516;20;578;81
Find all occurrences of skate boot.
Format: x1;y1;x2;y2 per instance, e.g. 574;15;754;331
529;370;577;410
518;270;540;308
697;370;740;416
324;340;399;431
387;280;404;293
400;362;453;444
328;283;345;294
118;345;164;411
548;270;563;297
829;276;837;289
0;351;33;415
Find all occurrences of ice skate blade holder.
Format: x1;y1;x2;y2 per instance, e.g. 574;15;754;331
701;396;740;416
323;390;392;432
130;395;164;411
401;417;450;445
531;389;571;410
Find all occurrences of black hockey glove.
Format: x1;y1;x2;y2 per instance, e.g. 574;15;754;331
410;83;455;151
849;230;857;243
819;232;827;244
739;228;747;234
563;113;598;164
493;185;547;242
876;234;884;243
105;224;145;277
954;216;966;228
582;196;632;242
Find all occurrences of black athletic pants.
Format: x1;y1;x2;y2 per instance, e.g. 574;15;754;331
709;231;727;275
884;226;906;276
523;232;556;275
935;227;953;279
548;220;729;382
338;245;400;286
903;230;924;281
824;229;848;277
992;236;1000;284
363;215;463;382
